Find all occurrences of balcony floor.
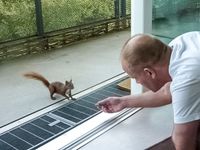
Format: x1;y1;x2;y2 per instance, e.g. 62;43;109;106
0;30;130;127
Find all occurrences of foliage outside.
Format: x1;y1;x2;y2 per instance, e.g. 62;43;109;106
42;0;114;32
0;0;114;42
1;0;195;42
0;0;36;42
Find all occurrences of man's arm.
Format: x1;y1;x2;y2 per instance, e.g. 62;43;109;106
96;82;172;113
172;121;199;150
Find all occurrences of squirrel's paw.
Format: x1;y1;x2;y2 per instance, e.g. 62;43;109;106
71;97;76;100
51;97;57;100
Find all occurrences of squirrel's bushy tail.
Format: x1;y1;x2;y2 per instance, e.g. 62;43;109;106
24;72;50;87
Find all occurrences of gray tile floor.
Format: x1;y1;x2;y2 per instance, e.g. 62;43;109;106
0;29;172;128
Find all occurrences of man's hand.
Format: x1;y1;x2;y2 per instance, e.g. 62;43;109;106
96;82;172;113
96;97;125;113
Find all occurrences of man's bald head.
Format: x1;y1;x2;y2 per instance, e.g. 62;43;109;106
121;34;168;69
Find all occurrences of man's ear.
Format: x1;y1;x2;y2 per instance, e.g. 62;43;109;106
143;67;156;79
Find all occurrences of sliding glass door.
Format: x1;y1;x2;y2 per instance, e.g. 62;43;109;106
152;0;200;41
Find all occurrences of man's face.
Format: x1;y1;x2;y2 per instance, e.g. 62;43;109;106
121;60;161;92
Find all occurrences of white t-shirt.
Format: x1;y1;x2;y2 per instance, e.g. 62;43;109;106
169;31;200;124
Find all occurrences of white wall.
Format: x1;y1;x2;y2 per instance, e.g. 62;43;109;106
131;0;152;94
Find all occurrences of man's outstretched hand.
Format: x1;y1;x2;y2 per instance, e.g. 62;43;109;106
96;97;125;113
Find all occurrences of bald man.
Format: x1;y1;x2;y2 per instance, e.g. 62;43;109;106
96;31;200;150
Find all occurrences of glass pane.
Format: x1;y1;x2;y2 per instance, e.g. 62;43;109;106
0;0;36;42
0;0;128;128
42;0;115;32
152;0;200;39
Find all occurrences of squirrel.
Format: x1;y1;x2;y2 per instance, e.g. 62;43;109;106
24;72;75;100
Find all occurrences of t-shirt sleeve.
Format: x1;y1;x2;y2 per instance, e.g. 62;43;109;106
171;76;200;124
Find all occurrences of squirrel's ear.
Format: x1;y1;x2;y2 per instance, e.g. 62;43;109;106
70;79;72;82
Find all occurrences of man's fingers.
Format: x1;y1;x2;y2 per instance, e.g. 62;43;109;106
96;99;108;108
101;105;113;113
95;101;104;109
101;106;109;113
95;103;100;109
96;101;113;113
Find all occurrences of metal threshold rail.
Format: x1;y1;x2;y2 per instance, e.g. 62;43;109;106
59;108;141;150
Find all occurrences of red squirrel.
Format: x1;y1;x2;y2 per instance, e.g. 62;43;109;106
24;72;75;100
